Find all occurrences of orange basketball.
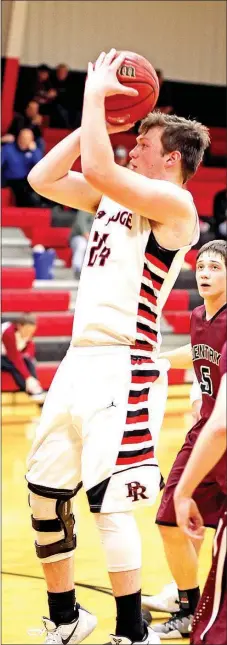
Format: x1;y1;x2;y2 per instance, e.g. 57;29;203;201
105;51;159;125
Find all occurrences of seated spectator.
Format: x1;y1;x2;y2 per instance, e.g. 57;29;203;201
1;314;45;403
213;189;227;239
70;210;93;279
32;64;57;116
1;128;44;206
1;100;44;153
155;69;173;114
51;63;71;128
114;145;128;167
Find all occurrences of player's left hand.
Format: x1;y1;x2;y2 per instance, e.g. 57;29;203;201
85;48;139;98
174;495;205;540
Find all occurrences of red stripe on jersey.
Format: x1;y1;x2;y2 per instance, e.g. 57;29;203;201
116;449;154;465
142;267;151;281
137;328;157;342
152;279;162;292
138;308;156;324
122;433;151;444
140;288;157;305
128;393;148;404
146;252;168;273
126;413;149;424
130;342;156;352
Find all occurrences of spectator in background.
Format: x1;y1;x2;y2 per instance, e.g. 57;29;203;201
51;63;71;128
1;100;45;153
113;144;128;167
32;64;57;116
70;210;93;279
213;189;227;239
1;314;45;403
1;128;44;206
156;69;173;114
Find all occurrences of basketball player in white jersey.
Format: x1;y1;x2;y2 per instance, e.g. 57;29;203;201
26;50;210;645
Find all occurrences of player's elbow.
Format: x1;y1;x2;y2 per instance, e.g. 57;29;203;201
27;166;42;191
82;164;108;191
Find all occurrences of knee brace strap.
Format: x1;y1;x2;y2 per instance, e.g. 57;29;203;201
32;498;76;559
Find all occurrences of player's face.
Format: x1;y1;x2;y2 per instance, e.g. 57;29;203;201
19;324;36;340
129;127;166;178
196;252;226;299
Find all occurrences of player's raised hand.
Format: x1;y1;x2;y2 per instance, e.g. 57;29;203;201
174;495;205;540
85;49;139;98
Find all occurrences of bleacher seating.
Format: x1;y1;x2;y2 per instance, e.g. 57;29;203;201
2;267;35;289
2;289;70;312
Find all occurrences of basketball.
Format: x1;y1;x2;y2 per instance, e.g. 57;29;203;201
105;51;160;125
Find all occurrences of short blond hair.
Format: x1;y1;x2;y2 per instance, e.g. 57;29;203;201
139;111;210;183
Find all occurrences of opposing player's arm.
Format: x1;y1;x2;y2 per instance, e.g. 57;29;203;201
159;343;193;369
27;127;102;213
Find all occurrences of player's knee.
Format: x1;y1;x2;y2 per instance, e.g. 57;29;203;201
29;491;76;563
95;511;141;572
158;523;184;544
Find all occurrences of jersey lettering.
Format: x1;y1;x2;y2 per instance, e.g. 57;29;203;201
87;232;111;267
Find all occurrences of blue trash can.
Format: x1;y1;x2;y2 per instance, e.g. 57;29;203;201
33;245;56;280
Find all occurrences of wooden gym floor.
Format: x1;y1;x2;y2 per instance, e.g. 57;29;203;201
2;386;214;645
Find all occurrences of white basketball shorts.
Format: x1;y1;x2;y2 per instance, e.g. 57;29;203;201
26;346;168;513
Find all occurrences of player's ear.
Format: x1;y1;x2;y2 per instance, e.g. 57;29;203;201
165;150;181;167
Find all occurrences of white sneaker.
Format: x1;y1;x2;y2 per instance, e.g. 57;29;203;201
142;582;179;614
110;625;160;644
42;606;97;643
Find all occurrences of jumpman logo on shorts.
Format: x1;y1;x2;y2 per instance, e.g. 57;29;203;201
107;400;117;408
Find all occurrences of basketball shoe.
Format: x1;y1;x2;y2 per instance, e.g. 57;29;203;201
152;612;193;639
109;626;161;644
38;606;97;643
142;582;179;615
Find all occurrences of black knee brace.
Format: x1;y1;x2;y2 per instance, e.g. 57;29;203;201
28;484;79;560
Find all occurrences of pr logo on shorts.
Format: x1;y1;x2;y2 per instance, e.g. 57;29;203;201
126;481;148;501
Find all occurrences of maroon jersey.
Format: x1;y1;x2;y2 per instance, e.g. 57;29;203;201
220;341;227;377
191;304;227;420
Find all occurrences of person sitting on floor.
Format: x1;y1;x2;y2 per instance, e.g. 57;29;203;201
1;314;45;403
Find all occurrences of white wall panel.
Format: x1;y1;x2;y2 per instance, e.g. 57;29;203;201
2;0;13;55
16;0;226;84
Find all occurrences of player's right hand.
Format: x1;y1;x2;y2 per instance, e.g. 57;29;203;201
25;376;43;395
174;495;205;540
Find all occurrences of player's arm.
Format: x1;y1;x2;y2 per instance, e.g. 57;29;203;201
27;127;102;213
159;343;193;369
81;50;195;226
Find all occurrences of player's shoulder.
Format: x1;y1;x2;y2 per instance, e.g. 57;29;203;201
191;304;205;321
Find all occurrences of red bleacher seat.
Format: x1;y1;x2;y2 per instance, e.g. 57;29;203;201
2;268;35;289
185;249;198;270
187;180;226;217
2;207;51;240
190;167;226;183
209;127;227;157
31;227;71;247
164;290;189;311
2;187;15;206
2;289;70;312
36;313;73;336
164;312;191;334
2;363;58;392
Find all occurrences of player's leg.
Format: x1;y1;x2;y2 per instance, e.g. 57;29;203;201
81;347;163;644
26;353;97;644
151;428;225;639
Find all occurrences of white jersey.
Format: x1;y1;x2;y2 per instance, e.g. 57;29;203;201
72;193;199;357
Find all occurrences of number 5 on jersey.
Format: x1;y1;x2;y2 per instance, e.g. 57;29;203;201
200;366;213;396
88;232;111;267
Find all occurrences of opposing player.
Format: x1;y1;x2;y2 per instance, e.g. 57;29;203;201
174;340;226;644
144;240;226;639
26;50;209;644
